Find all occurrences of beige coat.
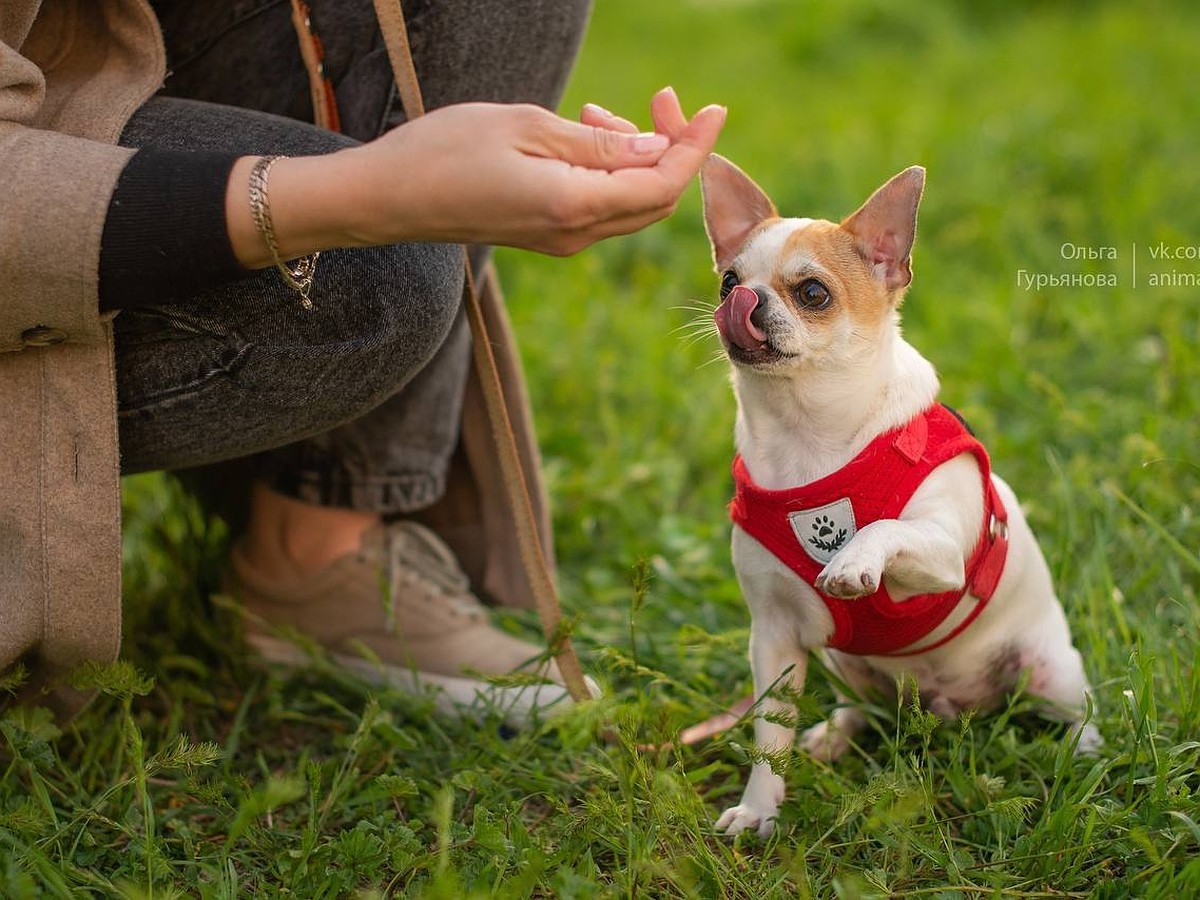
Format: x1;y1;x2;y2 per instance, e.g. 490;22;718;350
0;0;552;719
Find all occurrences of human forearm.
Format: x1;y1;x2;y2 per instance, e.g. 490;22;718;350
224;92;727;266
100;148;245;311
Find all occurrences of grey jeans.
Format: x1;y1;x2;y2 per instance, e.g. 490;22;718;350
117;0;591;514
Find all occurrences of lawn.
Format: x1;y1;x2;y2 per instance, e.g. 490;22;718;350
3;0;1200;896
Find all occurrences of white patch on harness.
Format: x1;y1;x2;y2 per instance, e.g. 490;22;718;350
788;498;857;564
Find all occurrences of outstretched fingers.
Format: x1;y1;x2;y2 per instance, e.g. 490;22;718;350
597;100;727;214
580;102;640;134
517;91;727;253
651;101;727;190
649;86;690;140
533;106;670;172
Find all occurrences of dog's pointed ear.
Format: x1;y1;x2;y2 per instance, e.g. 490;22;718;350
701;154;777;271
841;166;925;292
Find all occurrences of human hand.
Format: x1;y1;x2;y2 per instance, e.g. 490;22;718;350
229;88;726;265
340;86;725;255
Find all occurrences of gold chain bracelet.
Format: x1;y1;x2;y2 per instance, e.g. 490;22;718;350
248;155;318;309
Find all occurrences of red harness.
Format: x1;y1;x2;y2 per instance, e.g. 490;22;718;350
730;404;1010;656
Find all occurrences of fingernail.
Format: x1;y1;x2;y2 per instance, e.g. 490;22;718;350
583;102;614;119
632;132;671;154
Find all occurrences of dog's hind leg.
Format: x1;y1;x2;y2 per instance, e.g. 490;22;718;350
799;705;866;762
798;650;874;762
1026;641;1103;755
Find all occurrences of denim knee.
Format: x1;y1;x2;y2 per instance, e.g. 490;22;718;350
239;235;467;440
116;238;464;473
334;239;463;399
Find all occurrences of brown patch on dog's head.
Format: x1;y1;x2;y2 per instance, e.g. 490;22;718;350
768;221;897;336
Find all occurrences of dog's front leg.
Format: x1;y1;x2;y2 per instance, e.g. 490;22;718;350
816;518;965;599
716;620;808;838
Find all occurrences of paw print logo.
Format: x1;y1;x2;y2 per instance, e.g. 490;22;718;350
789;499;857;565
808;515;847;554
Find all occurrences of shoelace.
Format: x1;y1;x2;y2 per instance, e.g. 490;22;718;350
381;521;484;632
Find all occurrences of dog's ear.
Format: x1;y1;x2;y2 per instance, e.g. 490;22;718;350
701;154;777;271
841;166;925;292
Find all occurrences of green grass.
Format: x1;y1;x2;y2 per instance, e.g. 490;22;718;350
4;0;1200;895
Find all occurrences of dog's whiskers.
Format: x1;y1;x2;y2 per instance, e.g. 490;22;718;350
670;319;715;336
681;330;722;352
670;300;717;313
673;312;721;343
676;321;719;339
679;336;719;353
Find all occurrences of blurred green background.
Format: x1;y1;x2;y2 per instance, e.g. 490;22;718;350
501;0;1200;668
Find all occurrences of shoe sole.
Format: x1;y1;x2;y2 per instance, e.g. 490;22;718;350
246;632;580;727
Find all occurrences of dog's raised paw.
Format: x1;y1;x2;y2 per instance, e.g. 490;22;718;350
715;803;777;838
815;560;880;598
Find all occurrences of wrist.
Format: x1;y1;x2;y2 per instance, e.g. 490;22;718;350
329;140;421;248
225;152;368;269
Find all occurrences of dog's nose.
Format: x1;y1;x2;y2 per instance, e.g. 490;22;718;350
749;287;770;330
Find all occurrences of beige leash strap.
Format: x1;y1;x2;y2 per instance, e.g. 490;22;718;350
368;0;592;703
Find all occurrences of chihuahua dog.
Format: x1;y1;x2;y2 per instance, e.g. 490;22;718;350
700;156;1101;838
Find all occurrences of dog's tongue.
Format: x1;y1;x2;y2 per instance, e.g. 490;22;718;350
715;285;767;351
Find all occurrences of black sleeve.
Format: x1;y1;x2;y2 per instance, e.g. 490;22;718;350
98;148;251;311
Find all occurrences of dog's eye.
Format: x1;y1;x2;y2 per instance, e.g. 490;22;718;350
795;279;831;310
720;270;740;299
